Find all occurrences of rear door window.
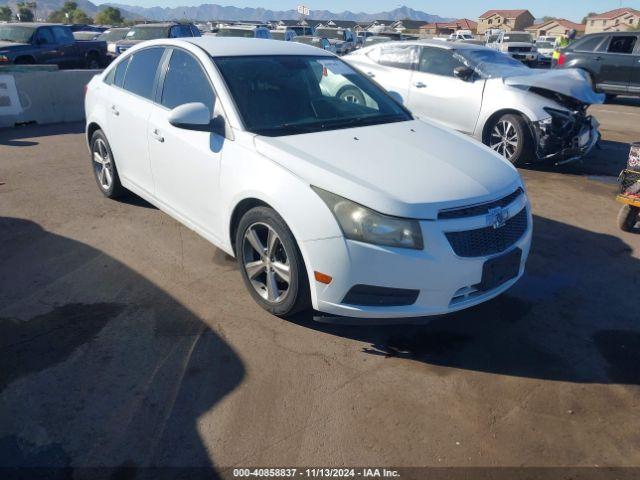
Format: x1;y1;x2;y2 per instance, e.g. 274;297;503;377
571;35;605;52
608;36;637;54
374;45;417;70
122;48;164;100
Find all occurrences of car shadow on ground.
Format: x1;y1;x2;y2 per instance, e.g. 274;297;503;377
0;217;245;478
0;122;85;147
291;214;640;385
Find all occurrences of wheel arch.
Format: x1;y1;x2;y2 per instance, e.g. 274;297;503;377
228;197;271;256
14;55;36;64
86;121;102;146
481;108;532;144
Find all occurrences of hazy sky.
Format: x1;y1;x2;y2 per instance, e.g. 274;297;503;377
101;1;640;23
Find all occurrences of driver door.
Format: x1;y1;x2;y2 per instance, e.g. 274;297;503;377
408;46;484;134
147;48;224;240
33;27;60;65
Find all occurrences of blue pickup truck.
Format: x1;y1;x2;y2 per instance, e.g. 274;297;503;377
0;23;107;69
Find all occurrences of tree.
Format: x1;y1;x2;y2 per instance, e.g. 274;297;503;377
48;1;92;24
541;16;556;23
582;12;597;24
0;5;12;22
94;6;124;25
16;2;34;21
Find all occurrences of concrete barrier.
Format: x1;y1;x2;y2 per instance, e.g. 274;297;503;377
0;68;101;128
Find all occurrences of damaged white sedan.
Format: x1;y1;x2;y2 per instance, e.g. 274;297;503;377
345;40;604;165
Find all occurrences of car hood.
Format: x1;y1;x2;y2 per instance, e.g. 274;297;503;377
115;39;144;47
0;41;29;50
503;68;605;104
254;119;521;220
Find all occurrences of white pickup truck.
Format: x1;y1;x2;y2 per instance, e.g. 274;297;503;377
487;31;538;67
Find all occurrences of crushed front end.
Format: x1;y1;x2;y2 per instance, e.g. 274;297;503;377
529;88;601;164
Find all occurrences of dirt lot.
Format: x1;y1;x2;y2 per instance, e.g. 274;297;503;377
0;99;639;478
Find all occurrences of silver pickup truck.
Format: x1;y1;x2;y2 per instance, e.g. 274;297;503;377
487;31;538;67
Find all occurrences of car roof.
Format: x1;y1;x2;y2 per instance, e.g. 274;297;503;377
179;36;334;57
132;22;185;28
4;23;59;27
381;39;490;51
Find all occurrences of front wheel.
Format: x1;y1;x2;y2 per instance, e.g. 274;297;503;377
617;205;639;232
486;113;534;166
236;206;311;317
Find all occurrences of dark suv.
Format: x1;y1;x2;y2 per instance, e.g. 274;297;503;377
555;31;640;99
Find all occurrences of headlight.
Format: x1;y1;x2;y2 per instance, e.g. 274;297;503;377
312;186;424;250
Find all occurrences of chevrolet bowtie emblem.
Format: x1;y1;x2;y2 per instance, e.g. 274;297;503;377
487;207;508;229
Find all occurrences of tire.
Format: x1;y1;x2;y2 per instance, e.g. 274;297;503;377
14;56;35;65
337;85;366;105
236;206;311;317
85;53;101;70
485;113;534;166
617;205;639;232
90;129;125;199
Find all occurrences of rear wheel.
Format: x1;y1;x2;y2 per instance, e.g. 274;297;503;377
236;207;311;317
486;113;534;166
90;130;125;199
617;205;639;232
85;53;101;69
337;85;366;105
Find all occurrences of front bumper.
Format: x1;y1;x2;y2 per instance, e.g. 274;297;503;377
533;114;600;164
302;194;532;320
508;52;538;63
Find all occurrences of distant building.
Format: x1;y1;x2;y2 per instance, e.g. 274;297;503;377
477;9;535;34
525;19;585;38
585;8;640;34
420;18;478;36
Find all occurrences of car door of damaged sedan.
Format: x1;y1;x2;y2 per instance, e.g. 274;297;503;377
409;46;484;134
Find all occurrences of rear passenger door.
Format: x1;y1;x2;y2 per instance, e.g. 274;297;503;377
106;47;165;195
363;44;417;103
599;35;638;94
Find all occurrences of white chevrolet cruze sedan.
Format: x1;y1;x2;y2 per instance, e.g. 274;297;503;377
85;37;532;320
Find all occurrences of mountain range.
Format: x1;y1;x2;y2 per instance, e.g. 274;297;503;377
104;4;450;22
0;0;450;23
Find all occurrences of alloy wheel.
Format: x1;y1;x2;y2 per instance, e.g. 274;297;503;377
490;120;519;161
242;222;291;303
93;138;113;190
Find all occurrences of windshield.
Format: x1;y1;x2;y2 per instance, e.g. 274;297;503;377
126;26;169;41
459;49;528;78
98;29;129;42
214;55;411;136
217;28;255;38
316;28;344;40
536;41;554;49
0;25;36;43
502;33;533;43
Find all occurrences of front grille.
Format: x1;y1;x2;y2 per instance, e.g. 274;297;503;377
438;188;523;220
509;46;531;52
342;285;419;307
445;208;528;258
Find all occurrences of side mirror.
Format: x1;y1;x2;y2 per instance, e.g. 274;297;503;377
387;91;403;104
168;102;211;131
454;66;474;81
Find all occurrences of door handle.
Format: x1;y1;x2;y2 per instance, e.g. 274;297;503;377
151;129;164;143
414;82;427;88
111;105;119;116
366;71;375;78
